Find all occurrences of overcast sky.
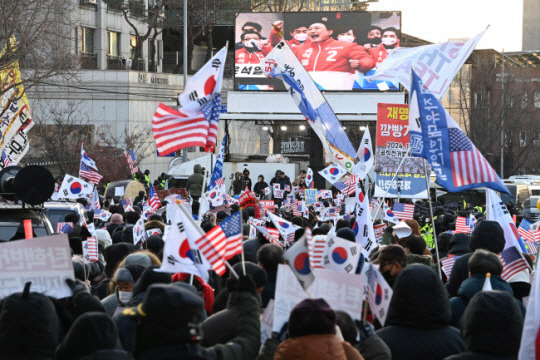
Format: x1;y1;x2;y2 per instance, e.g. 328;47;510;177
369;0;523;51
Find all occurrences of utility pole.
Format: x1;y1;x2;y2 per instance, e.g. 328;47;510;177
500;50;505;179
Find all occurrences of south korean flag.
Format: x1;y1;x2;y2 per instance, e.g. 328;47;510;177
319;163;347;184
58;175;93;199
322;236;361;274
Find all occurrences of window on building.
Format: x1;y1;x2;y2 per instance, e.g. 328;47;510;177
521;92;528;109
535;92;540;108
81;27;95;54
107;31;120;57
130;34;138;59
520;131;526;147
533;132;539;146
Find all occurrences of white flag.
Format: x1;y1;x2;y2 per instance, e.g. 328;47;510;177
365;30;486;98
132;217;146;245
518;267;540;358
58;175;93;199
486;189;523;251
268;211;300;244
352;127;374;180
158;205;211;282
90;187;100;210
283;234;315;291
305;168;314;189
382;202;400;225
319;163;348;184
353;183;376;256
363;263;393;326
178;47;227;115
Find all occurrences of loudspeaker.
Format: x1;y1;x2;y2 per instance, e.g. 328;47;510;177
0;166;23;201
14;166;55;205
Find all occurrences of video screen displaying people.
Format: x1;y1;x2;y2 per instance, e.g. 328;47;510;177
234;11;401;92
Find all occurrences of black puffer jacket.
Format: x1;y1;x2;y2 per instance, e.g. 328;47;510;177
0;291;60;360
444;290;523;360
376;264;464;360
55;312;133;360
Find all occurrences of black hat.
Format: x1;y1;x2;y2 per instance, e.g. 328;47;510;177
336;228;355;243
134;284;204;354
288;298;336;337
470;220;505;253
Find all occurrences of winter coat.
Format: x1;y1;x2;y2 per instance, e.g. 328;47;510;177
55;311;133;360
376;264;465;360
232;178;244;195
444;291;523;360
445;253;473;297
243;235;269;264
201;294;240;347
355;334;392;360
274;334;364;360
450;274;516;327
253;181;268;198
187;164;204;198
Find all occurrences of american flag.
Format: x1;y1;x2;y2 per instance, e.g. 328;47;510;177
124;149;139;174
499;246;530;281
449;128;499;188
152;103;209;156
56;222;74;234
455;216;473;234
284;184;291;192
525;240;538;255
79;162;103;185
201;94;221;152
292;200;302;216
334;175;356;196
195;212;242;275
308;234;326;269
82;237;99;263
518;219;536;242
256;225;283;247
441;255;459;277
392;203;415;220
215;177;224;186
1;150;11;167
148;185;162;211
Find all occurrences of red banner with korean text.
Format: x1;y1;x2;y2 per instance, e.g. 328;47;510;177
373;103;428;199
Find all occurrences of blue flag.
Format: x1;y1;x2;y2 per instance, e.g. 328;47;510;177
408;71;509;194
207;135;226;191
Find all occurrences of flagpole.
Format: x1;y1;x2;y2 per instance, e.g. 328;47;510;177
239;207;246;275
198;154;212;224
371;149;411;223
423;159;442;281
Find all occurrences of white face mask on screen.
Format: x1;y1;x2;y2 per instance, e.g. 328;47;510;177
382;37;397;46
294;33;308;42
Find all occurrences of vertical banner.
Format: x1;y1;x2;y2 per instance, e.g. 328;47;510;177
373;103;427;199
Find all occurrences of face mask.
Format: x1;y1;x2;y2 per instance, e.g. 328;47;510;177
118;291;133;304
338;35;355;43
245;39;261;51
382;37;397;47
294;33;308;42
369;37;381;45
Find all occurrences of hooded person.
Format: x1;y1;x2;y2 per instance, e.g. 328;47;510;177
172;273;215;316
126;265;172;308
55;312;134;360
449;249;523;328
106;214;124;236
447;233;471;256
372;245;408;288
273;298;364;360
446;220;506;297
187;164;204;200
376;264;465;359
0;286;61;360
445;291;524;360
116;276;261;360
202;262;267;346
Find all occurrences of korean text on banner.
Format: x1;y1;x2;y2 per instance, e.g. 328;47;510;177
373;103;428;199
0;234;74;299
273;264;365;332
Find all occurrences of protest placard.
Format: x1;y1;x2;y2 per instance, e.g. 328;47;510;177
260;299;275;346
273;264;365;332
260;200;275;213
374;223;388;244
0;234;74;299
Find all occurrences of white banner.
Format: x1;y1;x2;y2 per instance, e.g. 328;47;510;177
0;234;74;299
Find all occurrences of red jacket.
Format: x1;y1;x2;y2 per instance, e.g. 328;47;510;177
293;38;374;73
269;27;310;48
235;46;272;64
369;41;400;68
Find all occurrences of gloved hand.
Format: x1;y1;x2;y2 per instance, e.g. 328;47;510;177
65;278;89;298
355;320;375;342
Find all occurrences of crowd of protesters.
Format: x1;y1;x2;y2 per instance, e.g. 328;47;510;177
0;167;535;360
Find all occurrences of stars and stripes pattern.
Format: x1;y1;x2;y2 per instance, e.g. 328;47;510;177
1;150;11;167
79;162;103;185
518;219;536;242
215;177;224;187
455;216;474;234
499;246;530;281
525;240;538;255
152;103;209;156
201;94;221;152
308;234;326;269
124;149;139;174
392;203;415;220
148;185;162;211
82;237;99;263
448;128;499;188
292;200;302;216
194;212;242;275
56;222;74;234
81;145;97;170
334;174;356;196
441;255;459;277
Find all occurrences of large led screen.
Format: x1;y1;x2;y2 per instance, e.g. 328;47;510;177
234;11;401;91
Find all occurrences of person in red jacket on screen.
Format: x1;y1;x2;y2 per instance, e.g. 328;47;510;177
370;27;401;68
268;20;310;48
235;31;273;65
292;20;374;90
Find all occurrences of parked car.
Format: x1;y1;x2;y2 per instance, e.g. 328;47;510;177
0;204;54;241
44;201;86;230
521;196;540;223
